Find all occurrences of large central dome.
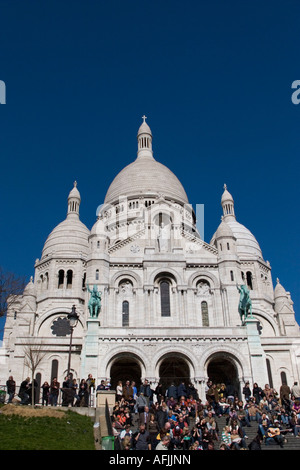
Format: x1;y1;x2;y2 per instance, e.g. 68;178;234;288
104;117;189;205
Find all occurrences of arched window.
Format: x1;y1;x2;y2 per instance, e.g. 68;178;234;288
35;373;41;404
246;271;253;290
82;272;86;289
122;301;129;327
66;270;73;289
280;371;287;386
51;359;58;382
95;269;99;281
45;272;49;289
230;270;234;281
58;270;64;289
201;301;209;326
266;359;273;388
160;280;171;317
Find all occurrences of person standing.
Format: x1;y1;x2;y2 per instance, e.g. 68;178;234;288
139;405;151;429
139;379;151;406
6;376;16;403
136;392;148;413
279;382;291;410
123;380;134;402
116;381;123;402
155;382;164;405
252;383;264;405
49;377;60;406
242;381;252;402
148;413;160;449
291;382;300;400
41;381;50;406
78;379;89;406
86;374;95;406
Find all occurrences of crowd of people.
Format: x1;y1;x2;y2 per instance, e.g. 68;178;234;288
110;378;300;450
5;374;300;450
5;374;96;407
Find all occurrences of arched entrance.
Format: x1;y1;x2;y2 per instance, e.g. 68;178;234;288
158;354;191;389
207;354;240;397
109;354;142;390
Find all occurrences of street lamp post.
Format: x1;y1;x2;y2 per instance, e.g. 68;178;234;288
67;305;79;377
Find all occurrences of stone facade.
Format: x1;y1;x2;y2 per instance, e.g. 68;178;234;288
1;118;299;400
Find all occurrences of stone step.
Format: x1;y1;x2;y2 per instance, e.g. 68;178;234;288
129;413;300;450
216;415;300;451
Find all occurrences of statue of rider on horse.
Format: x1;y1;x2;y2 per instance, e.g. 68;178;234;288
236;284;253;324
87;284;102;318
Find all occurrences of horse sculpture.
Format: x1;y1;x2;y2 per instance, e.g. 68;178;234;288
237;284;253;324
87;284;102;318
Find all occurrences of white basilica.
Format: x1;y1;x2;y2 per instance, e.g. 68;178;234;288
1;117;300;400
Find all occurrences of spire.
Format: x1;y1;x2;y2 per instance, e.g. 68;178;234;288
221;184;236;221
137;115;153;159
67;181;81;218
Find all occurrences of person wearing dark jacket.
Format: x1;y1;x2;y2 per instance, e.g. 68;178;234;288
19;377;30;405
253;383;265;405
187;382;199;400
166;383;178;401
248;434;262;450
156;405;168;429
139;379;152;404
6;376;16;403
155;383;164;404
243;381;252;402
177;381;187;399
133;424;151;450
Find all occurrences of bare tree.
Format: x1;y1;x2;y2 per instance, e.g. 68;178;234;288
23;342;46;406
0;266;26;318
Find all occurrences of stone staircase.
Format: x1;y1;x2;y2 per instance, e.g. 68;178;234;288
215;414;300;451
130;413;300;451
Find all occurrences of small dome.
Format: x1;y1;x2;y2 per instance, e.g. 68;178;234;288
211;184;263;259
138;117;152;136
274;278;287;299
226;219;262;258
68;181;81;200
221;184;234;204
41;218;90;259
90;217;106;237
23;277;36;297
215;219;235;239
41;182;90;259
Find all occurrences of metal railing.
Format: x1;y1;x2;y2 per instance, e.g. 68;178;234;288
105;398;121;450
0;384;96;407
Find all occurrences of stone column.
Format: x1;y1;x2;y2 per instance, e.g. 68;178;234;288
245;317;268;385
81;318;100;380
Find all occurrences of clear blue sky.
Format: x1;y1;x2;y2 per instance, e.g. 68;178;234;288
0;0;299;335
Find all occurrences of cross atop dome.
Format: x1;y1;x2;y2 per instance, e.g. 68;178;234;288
137;115;153;159
67;181;81;218
221;183;235;220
